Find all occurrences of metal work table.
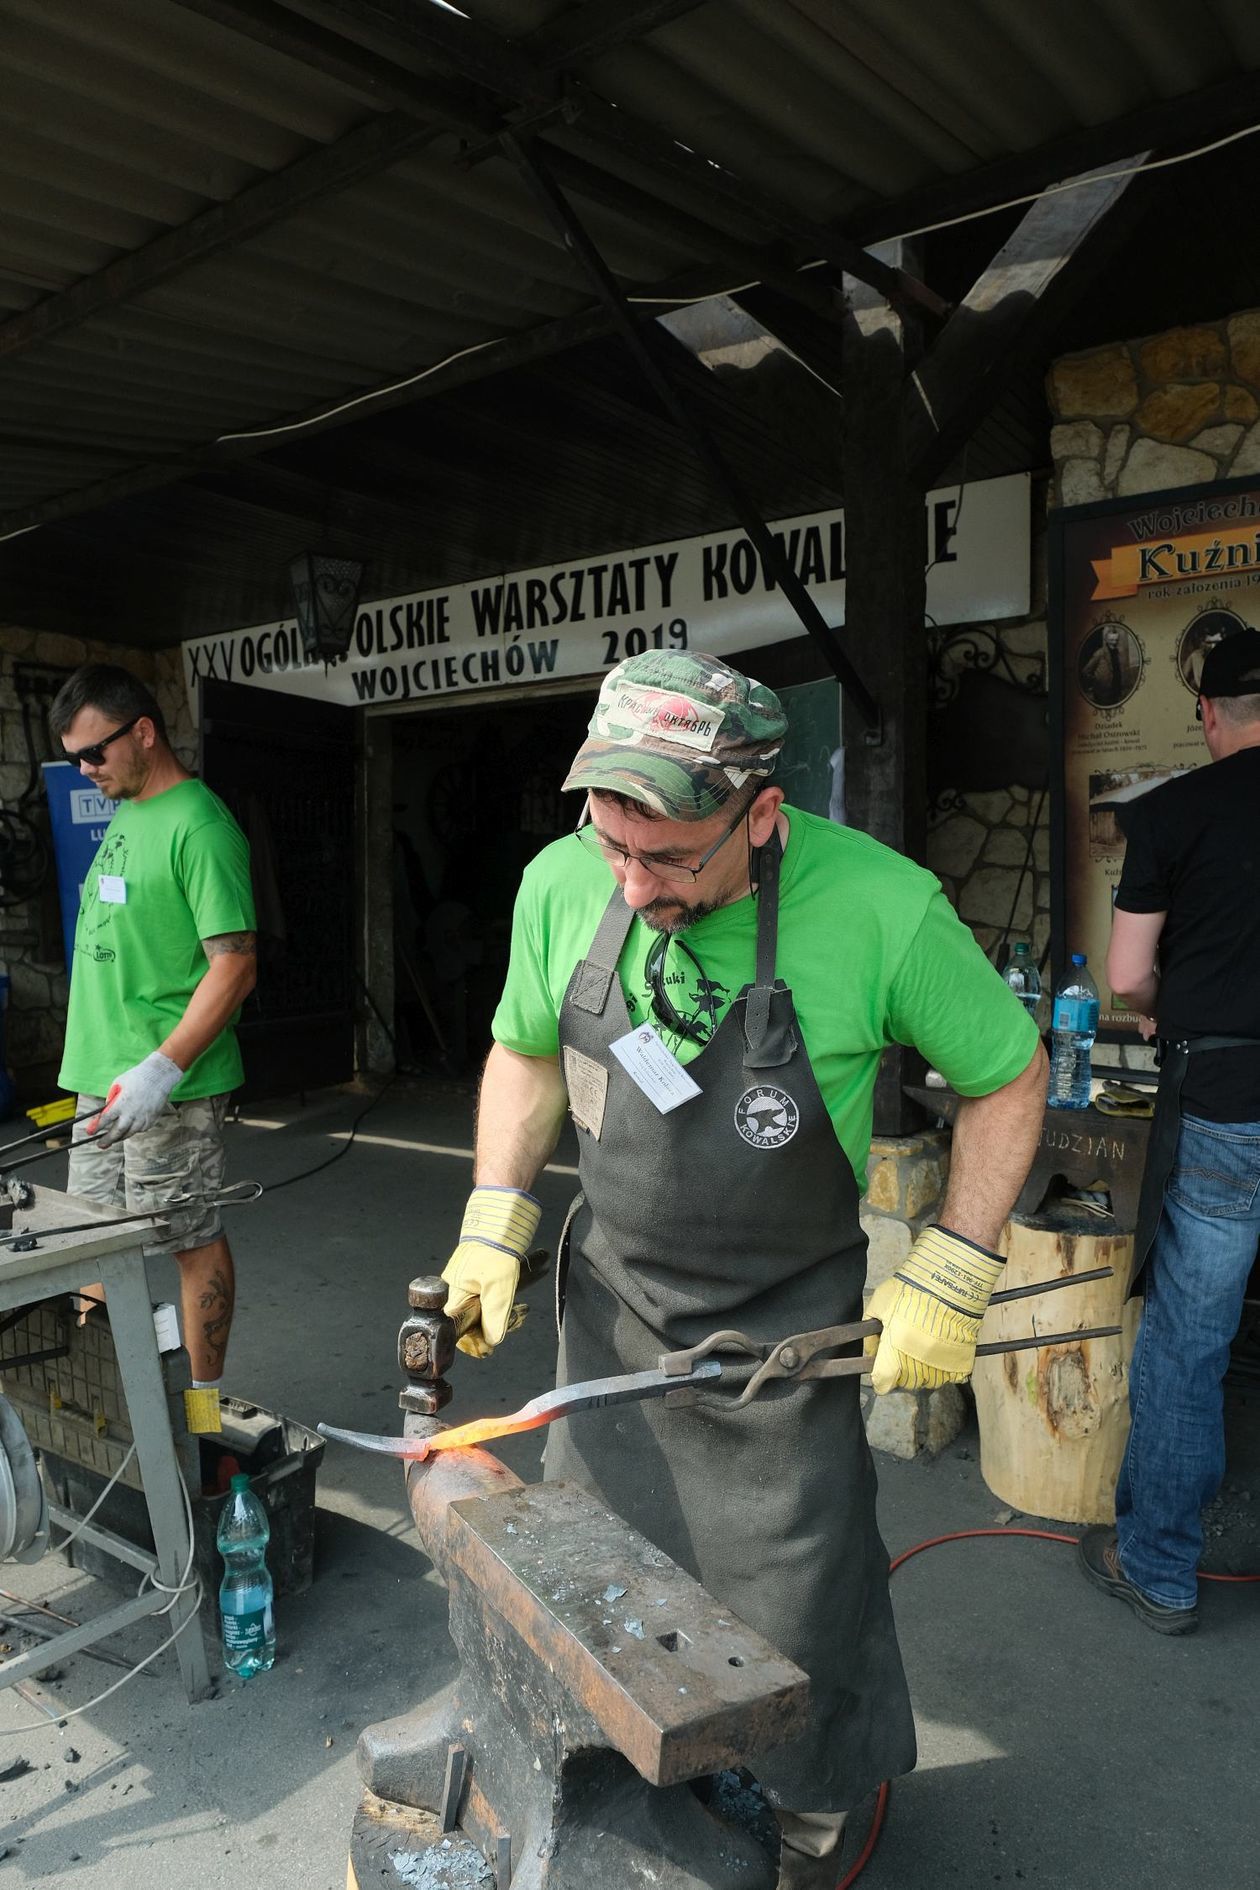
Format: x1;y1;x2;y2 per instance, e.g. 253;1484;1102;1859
0;1184;212;1704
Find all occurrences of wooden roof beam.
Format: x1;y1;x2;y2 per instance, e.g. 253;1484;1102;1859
0;111;441;365
522;0;708;65
903;157;1150;490
0;298;619;538
292;0;950;320
848;71;1260;247
175;2;841;328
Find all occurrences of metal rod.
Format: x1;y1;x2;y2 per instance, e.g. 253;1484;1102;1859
991;1267;1114;1308
13;1680;61;1723
503;132;882;730
0;1344;70;1369
975;1324;1122;1357
0;1594;156;1676
0;1112;96;1159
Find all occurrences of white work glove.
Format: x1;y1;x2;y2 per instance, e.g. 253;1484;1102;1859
87;1052;183;1148
864;1225;1005;1394
442;1186;542;1359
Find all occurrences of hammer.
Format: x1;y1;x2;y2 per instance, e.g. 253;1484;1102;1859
397;1251;550;1417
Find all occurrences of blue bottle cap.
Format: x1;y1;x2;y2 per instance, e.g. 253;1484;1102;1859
1071;953;1086;965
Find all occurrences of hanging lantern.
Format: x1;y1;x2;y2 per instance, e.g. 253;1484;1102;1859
288;552;363;660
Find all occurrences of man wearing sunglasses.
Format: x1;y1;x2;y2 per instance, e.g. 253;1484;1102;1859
50;665;256;1433
440;650;1046;1886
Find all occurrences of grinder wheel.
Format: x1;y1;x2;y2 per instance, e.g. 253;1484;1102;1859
0;1392;48;1564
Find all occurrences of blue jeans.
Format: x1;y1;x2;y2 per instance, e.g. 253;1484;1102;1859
1116;1112;1260;1609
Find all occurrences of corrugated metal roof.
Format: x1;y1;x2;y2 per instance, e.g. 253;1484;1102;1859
2;0;1260;638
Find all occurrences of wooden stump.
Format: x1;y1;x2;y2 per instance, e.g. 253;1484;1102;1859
972;1217;1139;1525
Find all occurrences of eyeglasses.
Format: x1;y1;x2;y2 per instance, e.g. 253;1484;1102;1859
645;931;713;1044
577;803;748;885
63;715;141;768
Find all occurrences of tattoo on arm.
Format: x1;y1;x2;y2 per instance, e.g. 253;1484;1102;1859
203;931;257;959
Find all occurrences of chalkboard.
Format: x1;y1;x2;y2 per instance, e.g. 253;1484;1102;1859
777;679;841;818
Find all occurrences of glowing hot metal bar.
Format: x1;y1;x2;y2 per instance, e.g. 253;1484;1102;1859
319;1357;723;1461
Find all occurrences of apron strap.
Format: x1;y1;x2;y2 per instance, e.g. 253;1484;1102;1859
569;891;636;1016
742;829;797;1069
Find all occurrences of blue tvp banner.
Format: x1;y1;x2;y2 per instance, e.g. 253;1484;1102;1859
42;762;118;976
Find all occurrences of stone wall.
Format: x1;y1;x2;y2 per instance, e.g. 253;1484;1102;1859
929;781;1051;969
859;1129;966;1459
924;490;1052;969
0;628;193;1097
1048;312;1260;504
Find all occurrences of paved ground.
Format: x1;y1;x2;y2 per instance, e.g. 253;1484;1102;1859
1;1080;1257;1888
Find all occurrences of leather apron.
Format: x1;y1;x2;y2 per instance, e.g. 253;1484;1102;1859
546;837;916;1812
1129;1033;1260;1294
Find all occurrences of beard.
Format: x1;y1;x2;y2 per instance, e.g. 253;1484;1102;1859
639;892;726;935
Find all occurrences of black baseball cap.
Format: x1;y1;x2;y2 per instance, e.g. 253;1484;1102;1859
1200;627;1260;698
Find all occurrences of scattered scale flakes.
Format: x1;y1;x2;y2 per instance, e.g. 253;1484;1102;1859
388;1841;492;1886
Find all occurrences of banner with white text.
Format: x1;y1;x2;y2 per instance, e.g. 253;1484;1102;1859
184;474;1030;717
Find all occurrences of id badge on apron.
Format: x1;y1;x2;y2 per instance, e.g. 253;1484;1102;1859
608;1024;702;1114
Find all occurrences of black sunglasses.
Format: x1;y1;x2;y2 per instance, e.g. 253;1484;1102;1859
63;715;142;768
644;931;713;1044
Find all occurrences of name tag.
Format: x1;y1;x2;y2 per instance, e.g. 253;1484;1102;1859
563;1047;609;1139
609;1025;702;1114
98;875;127;904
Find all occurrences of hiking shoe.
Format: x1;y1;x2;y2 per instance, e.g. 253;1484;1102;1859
1078;1526;1197;1635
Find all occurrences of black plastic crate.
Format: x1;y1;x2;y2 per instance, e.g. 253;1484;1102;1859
42;1397;325;1614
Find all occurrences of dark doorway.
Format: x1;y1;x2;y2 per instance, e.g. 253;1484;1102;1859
200;680;356;1099
390;691;594;1076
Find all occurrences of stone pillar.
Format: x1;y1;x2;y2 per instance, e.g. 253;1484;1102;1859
859;1130;968;1460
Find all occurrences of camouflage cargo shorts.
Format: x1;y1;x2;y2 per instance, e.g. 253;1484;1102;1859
67;1094;229;1253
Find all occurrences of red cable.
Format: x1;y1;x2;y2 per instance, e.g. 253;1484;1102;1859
837;1780;888;1889
830;1524;1260;1887
889;1525;1077;1570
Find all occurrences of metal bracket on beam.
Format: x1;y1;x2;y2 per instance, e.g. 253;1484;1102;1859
502;132;882;734
456;96;580;168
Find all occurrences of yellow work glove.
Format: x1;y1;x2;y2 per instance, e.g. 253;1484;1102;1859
864;1225;1004;1395
442;1186;542;1359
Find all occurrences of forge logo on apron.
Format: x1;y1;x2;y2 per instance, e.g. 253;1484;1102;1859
734;1084;800;1148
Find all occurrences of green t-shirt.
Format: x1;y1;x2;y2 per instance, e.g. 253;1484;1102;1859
59;779;256;1101
493;807;1039;1190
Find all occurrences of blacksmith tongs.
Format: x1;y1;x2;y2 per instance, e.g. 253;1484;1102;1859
319;1267;1120;1461
659;1263;1123;1404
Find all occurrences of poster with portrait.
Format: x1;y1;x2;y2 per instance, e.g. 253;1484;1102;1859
1049;475;1260;1034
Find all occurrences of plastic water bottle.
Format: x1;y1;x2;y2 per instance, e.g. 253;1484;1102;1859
1048;954;1099;1111
1003;942;1042;1022
216;1473;275;1677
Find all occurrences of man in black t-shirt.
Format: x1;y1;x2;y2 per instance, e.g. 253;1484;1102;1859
1079;630;1260;1635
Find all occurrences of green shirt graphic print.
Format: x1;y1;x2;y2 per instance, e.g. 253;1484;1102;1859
59;778;256;1102
492;806;1039;1191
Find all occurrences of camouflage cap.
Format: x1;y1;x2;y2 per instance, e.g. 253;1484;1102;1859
562;650;787;819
